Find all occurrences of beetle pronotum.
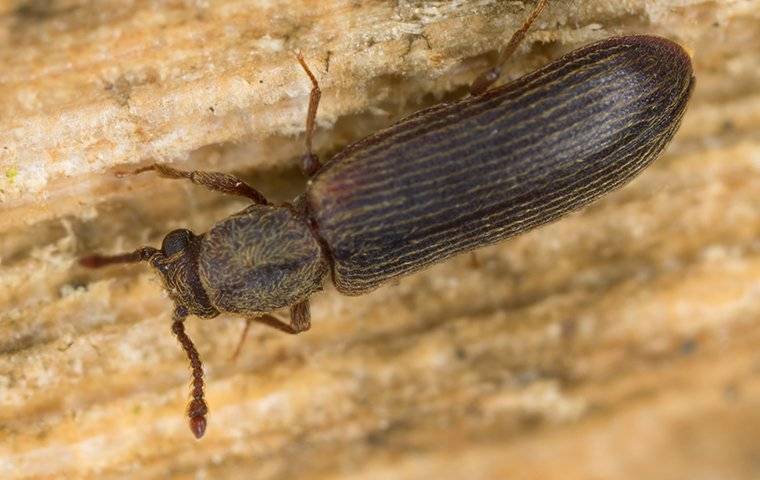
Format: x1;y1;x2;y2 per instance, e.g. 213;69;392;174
81;0;695;438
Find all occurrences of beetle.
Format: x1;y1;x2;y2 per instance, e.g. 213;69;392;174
80;0;695;439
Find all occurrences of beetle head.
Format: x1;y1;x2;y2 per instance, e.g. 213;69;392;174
150;228;219;318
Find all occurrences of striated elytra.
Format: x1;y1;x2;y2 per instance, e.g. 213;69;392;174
309;35;695;294
82;26;695;438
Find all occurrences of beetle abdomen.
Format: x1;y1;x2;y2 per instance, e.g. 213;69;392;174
307;35;694;295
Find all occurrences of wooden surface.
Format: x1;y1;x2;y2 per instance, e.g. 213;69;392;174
1;1;760;479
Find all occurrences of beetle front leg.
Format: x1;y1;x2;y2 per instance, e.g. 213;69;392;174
118;163;269;205
231;300;312;360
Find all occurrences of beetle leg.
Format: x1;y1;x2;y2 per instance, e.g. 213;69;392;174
118;163;269;205
469;0;547;96
255;301;311;334
289;300;312;331
171;306;208;439
252;313;304;335
469;251;481;269
231;301;311;359
230;317;254;361
295;52;323;177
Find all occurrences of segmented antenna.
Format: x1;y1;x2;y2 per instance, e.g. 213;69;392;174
171;307;208;439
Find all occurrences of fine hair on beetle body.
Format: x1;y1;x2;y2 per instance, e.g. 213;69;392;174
80;0;695;439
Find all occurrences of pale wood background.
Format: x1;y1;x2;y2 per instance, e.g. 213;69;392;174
1;1;759;479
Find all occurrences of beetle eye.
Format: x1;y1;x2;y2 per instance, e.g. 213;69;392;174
162;229;193;256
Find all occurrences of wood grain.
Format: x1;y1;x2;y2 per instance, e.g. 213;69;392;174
1;1;760;479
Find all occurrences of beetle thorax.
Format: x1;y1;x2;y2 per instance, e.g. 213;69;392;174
197;204;329;315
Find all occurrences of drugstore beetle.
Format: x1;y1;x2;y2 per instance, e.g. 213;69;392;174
80;0;695;438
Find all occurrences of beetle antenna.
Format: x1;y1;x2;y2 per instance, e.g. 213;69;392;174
470;0;548;96
171;307;208;439
79;246;160;268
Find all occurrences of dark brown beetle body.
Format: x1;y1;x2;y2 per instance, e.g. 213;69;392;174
81;4;695;439
198;35;694;308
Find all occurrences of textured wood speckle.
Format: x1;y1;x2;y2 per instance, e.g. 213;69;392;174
1;1;760;479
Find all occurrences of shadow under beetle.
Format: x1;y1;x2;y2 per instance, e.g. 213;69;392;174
81;0;695;438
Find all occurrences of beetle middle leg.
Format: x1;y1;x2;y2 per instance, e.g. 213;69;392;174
469;0;547;96
118;163;269;205
295;52;323;177
231;300;311;359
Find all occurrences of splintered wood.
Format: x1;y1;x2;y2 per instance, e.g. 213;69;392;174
1;1;760;479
